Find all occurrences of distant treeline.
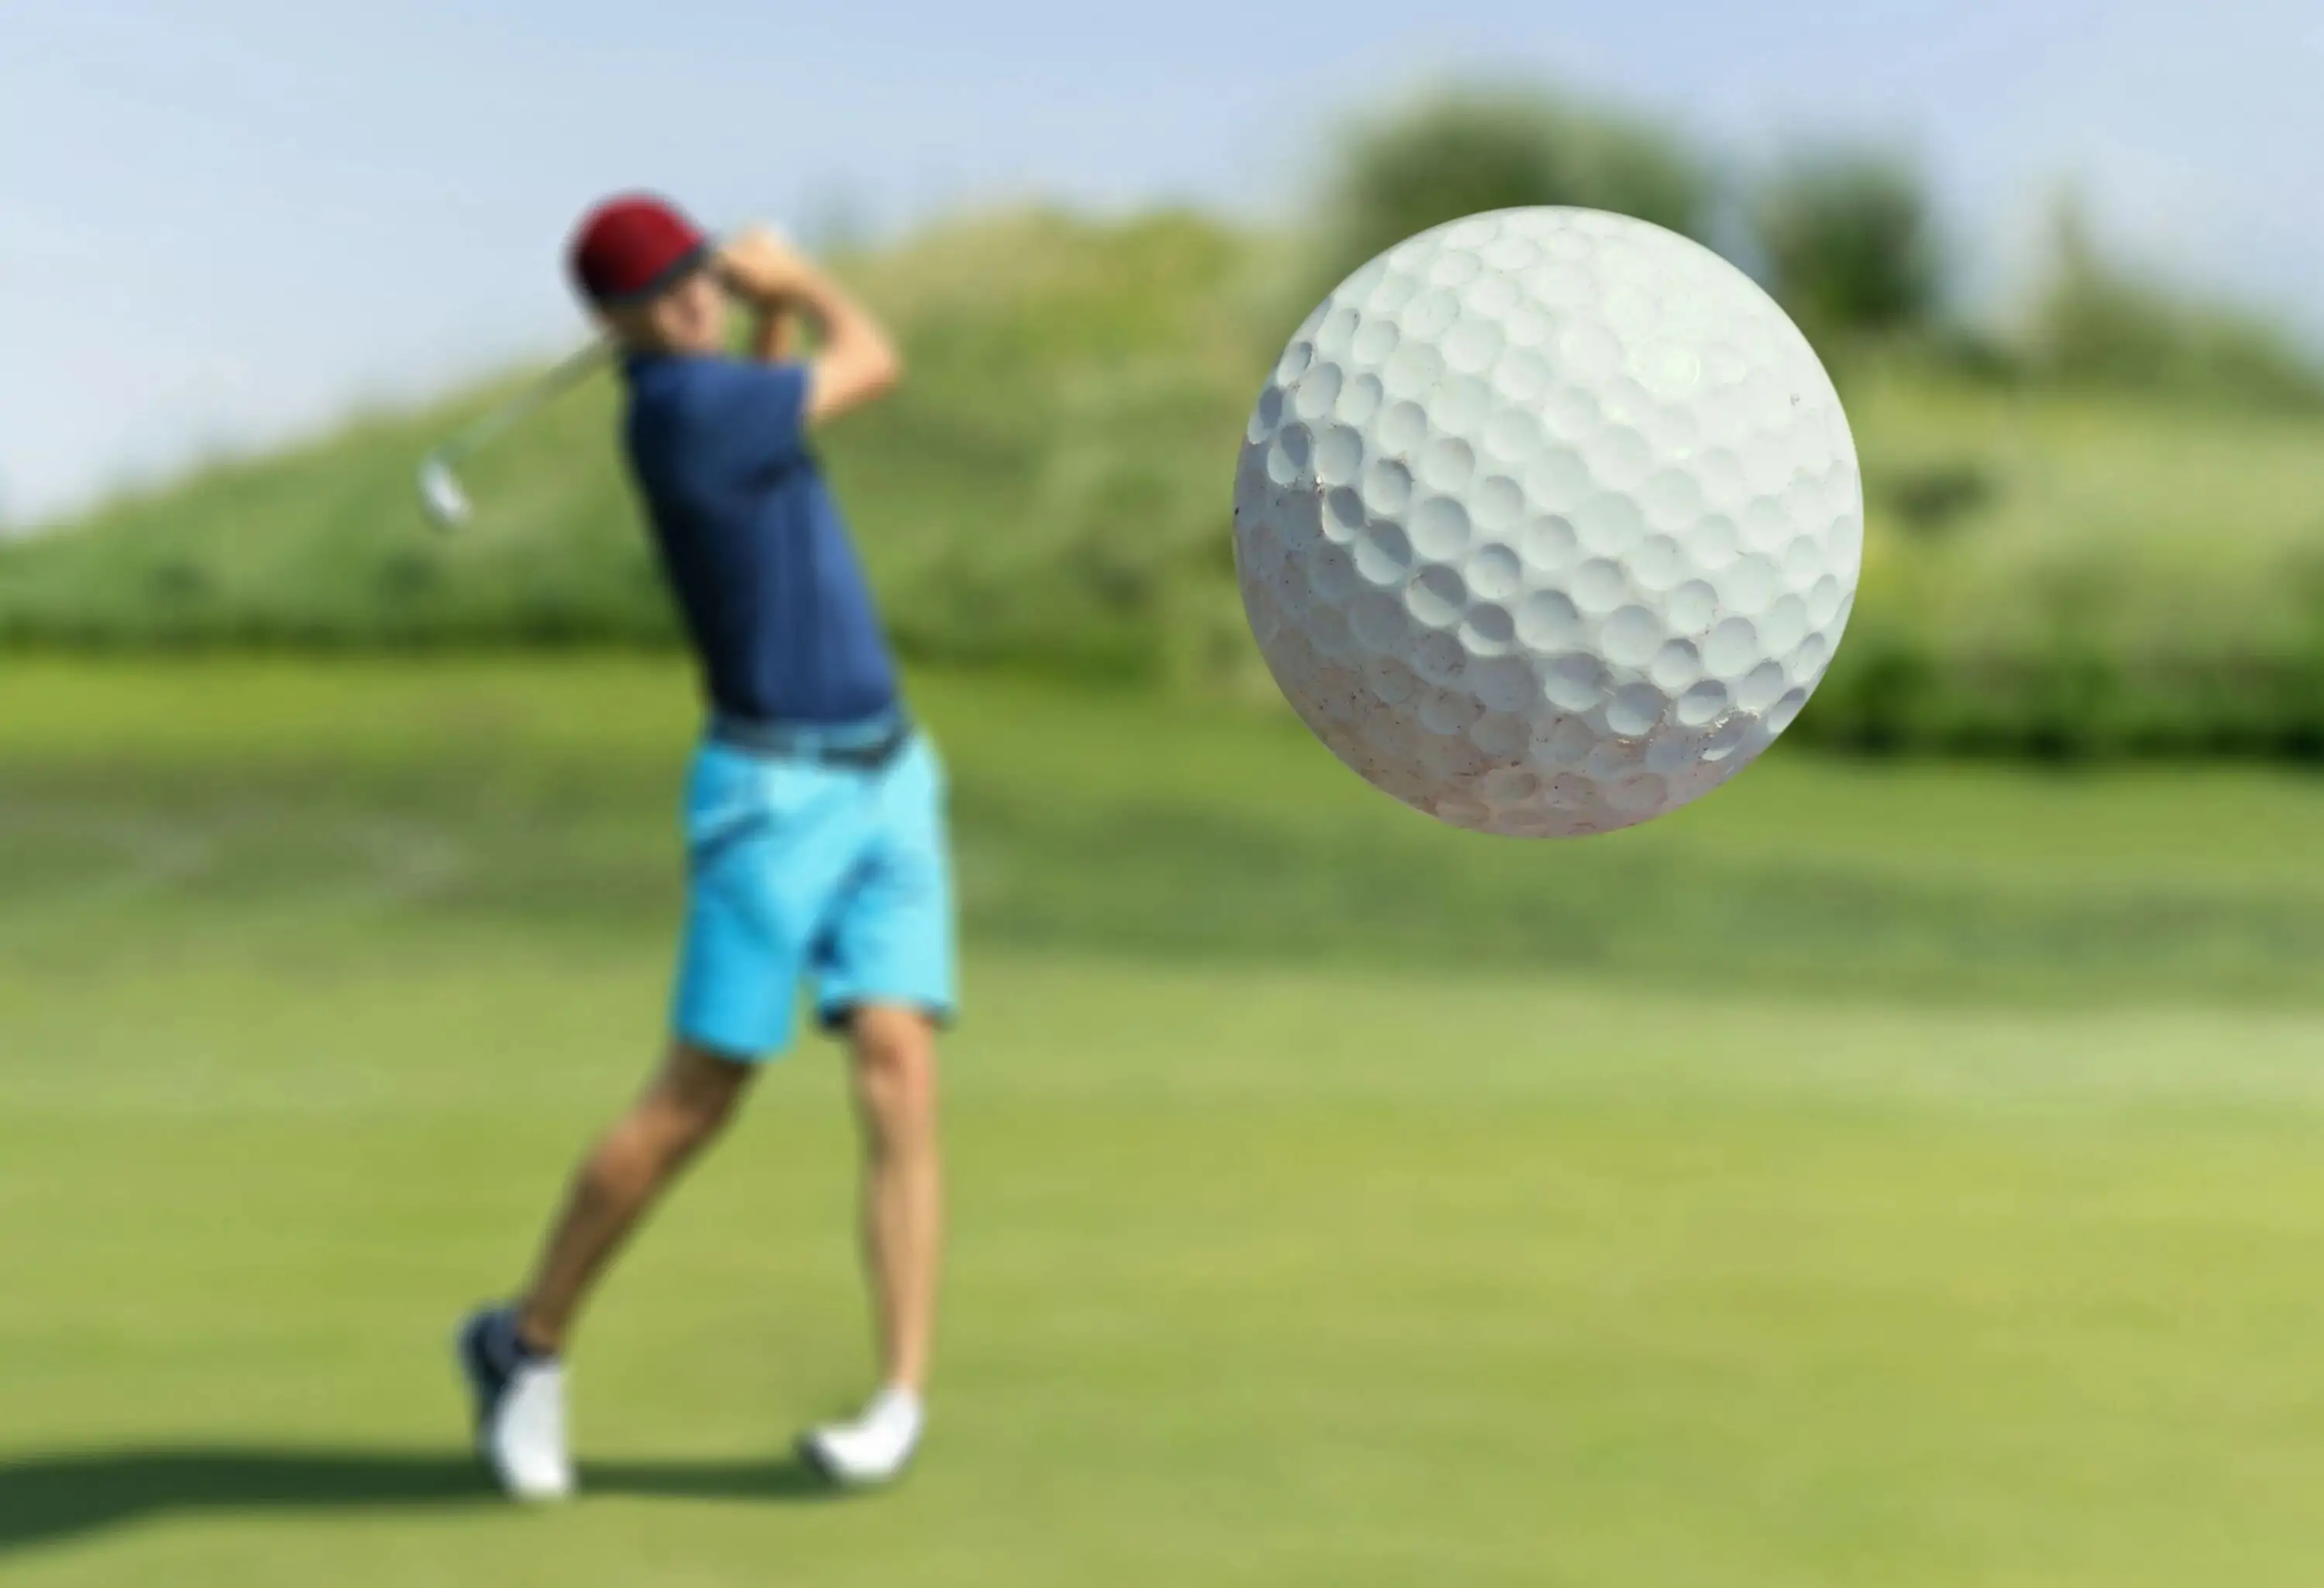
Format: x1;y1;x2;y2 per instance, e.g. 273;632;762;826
1313;84;2323;410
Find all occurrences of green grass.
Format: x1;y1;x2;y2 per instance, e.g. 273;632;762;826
3;656;2319;1002
3;658;2324;1586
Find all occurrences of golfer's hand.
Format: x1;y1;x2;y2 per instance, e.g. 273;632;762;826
718;227;815;305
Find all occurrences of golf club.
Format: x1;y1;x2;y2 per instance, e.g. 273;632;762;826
416;338;614;530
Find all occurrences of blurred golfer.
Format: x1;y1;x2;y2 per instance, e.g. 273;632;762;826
458;195;949;1500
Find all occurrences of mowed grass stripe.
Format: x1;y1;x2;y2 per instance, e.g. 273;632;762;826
2;660;2320;1003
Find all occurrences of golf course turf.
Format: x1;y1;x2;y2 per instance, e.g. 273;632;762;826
4;657;2322;1586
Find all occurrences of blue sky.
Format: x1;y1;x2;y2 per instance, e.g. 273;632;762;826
4;0;2318;523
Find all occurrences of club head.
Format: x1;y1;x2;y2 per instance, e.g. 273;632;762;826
418;455;473;531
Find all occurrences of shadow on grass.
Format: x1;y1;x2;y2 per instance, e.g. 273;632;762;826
0;1446;836;1556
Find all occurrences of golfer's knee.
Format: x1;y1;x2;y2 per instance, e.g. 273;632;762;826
645;1042;753;1149
852;1009;938;1131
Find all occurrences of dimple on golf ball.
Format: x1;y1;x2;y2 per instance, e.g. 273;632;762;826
1234;207;1863;837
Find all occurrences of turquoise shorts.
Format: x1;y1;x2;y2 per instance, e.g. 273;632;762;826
673;729;956;1060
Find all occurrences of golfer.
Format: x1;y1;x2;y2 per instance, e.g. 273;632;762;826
458;194;949;1500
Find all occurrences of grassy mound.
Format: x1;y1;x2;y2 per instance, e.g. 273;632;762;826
5;208;2322;757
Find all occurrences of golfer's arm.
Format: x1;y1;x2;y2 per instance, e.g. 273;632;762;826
751;304;803;363
784;270;902;424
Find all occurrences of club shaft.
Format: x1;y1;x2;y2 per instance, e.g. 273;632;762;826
438;340;613;465
428;226;744;473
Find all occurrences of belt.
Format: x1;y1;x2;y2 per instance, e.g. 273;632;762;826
709;710;913;772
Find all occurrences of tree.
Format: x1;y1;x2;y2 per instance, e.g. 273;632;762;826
1754;150;1942;345
1314;83;1710;293
2026;194;2324;409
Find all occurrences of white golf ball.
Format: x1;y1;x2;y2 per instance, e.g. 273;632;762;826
1234;208;1863;837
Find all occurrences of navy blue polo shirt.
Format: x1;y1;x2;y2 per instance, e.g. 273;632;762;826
622;353;899;727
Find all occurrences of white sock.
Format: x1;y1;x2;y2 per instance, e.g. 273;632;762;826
862;1384;924;1442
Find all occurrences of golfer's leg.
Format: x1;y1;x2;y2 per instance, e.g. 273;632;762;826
798;735;953;1484
847;1005;944;1394
516;1042;756;1353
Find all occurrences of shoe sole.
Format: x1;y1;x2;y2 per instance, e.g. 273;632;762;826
795;1432;911;1493
796;1433;844;1487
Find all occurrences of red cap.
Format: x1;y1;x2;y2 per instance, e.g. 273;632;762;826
569;194;711;307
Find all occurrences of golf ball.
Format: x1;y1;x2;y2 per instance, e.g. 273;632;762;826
1235;208;1862;837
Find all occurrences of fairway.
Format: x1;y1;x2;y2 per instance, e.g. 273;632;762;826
5;659;2324;1587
